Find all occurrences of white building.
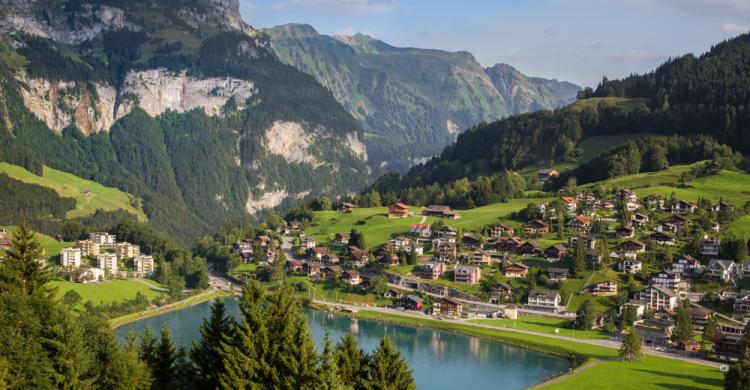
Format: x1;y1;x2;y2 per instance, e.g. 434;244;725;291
705;259;737;283
618;259;643;274
115;242;141;260
526;290;561;312
89;232;116;248
78;267;104;283
97;253;118;274
60;247;82;269
636;284;678;310
135;255;155;275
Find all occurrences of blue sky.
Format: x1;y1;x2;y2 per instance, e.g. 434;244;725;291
239;0;750;87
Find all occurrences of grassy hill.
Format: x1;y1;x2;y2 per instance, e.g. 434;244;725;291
0;163;145;220
0;226;74;258
48;280;164;307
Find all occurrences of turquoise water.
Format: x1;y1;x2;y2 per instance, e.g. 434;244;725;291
116;299;570;389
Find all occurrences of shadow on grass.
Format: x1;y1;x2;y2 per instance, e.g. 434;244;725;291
635;369;723;388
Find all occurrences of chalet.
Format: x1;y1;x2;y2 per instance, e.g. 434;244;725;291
620;240;646;258
593;199;615;210
405;244;424;256
308;246;330;261
468;249;492;265
644;194;666;210
490;283;514;302
389;236;412;248
700;239;721;256
423;205;461;219
666;214;690;226
234;241;253;260
433;297;463;317
537;168;559;182
631;212;650;228
460;234;481;248
78;266;104;282
321;265;343;280
618;259;643;274
651;270;681;291
383;289;402;299
414;261;447;280
567;215;590;230
714;201;734;213
341;270;362;286
490;224;515;238
634;319;674;347
396;295;424;311
615;188;638;202
496;236;524;252
388;203;410;218
524;220;549;235
544;244;567;262
742;261;750;280
257;235;272;248
546;267;569;281
651;232;676;246
569;234;597;250
672;200;698;214
437;242;458;261
734;292;750;313
518;241;542;257
560;196;577;212
334;232;351;246
705;259;736;283
526;290;561;312
689;307;712;333
586;250;603;267
304;262;322;277
300;236;317;249
286;259;305;274
288;220;302;231
348;246;369;267
616;226;635;239
379;253;401;267
409;224;432;238
454;265;482;284
338;202;357;213
504;262;529;278
322;253;339;266
591;280;618;296
576;192;597;204
712;334;748;362
637;284;678;310
656;222;678;234
671;256;702;275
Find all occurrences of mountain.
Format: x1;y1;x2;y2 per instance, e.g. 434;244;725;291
265;24;580;173
397;33;750;188
0;0;372;243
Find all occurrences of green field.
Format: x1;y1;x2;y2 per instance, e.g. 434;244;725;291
474;316;609;340
0;163;146;220
0;226;74;258
48;279;164;306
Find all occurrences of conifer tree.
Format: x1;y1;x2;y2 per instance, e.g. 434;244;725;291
702;315;719;352
619;330;643;361
573;238;586;276
0;224;47;295
335;333;368;388
366;336;416;390
139;327;158;368
153;325;177;389
672;300;694;346
191;298;235;389
318;333;343;390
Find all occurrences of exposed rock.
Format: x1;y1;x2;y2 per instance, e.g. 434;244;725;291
345;132;368;161
245;190;288;215
446;120;459;136
263;121;323;166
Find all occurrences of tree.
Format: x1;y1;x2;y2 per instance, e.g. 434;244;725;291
153;325;178;389
725;359;750;390
318;333;343;389
191;298;235;389
0;224;47;295
671;300;694;346
575;299;595;330
620;305;638;330
366;336;416;390
369;275;388;296
407;247;418;265
62;290;82;308
619;330;643;361
573;238;586;276
335;333;368;388
702;315;719;352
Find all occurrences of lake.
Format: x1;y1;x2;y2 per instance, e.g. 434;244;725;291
116;299;570;389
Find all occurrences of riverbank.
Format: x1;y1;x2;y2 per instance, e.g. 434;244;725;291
109;290;233;329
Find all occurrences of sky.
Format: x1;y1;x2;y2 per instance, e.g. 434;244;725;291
238;0;750;87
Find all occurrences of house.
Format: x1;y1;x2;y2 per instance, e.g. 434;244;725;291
134;255;155;275
300;236;317;249
586;250;603;267
593;199;615;210
460;234;481;249
518;241;542;257
560;196;577;212
690;307;712;333
78;267;104;283
666;214;690;227
700;239;721;256
651;270;681;291
454;265;481;284
656;222;678;234
620;240;646;258
637;284;678;310
234;241;253;260
389;236;412;249
468;249;492;265
705;259;737;283
546;267;569;281
383;289;402;299
89;232;116;247
644;194;666;210
348;246;369;267
0;237;11;250
712;334;748;362
544;244;567;262
423;205;461;219
671;256;702;275
742;261;750;280
379;253;401;267
396;295;424;311
334;232;351;245
78;240;100;257
97;253;118;274
714;201;734;213
672;200;698;214
437;243;457;261
257;235;272;248
591;280;618;296
734;292;750;313
322;253;340;266
526;290;561;312
115;242;140;259
631;212;650;228
388;203;410;218
414;261;447;280
537;168;559;182
286;259;306;274
304;262;322;277
338;202;358;213
409;224;432;238
321;265;343;280
569;234;597;250
711;221;722;233
341;270;362;286
576;192;598;204
60;247;82;269
651;232;676;246
618;259;643;274
634;319;674;347
614;188;638;203
621;301;646;318
405;244;424;256
309;246;331;261
616;226;635;239
504;262;529;278
490;224;515;238
496;236;524;252
524;220;549;235
489;283;514;303
567;215;590;230
433;297;463;317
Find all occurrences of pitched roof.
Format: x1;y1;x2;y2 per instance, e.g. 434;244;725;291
529;290;561;299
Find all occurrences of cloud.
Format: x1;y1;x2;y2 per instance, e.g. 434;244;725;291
721;22;750;33
631;0;750;17
264;0;401;14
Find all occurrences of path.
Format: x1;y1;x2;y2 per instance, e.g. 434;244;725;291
419;216;427;224
529;359;605;389
134;278;168;292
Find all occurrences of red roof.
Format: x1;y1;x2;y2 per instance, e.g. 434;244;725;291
561;197;576;203
391;203;409;210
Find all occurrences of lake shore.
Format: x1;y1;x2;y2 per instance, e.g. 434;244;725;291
109;289;233;329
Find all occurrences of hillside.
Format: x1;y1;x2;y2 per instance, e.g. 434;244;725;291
266;24;580;173
0;0;373;244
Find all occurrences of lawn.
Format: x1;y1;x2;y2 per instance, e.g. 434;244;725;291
289;276;388;306
48;279;164;306
0;162;146;220
474;316;610;340
1;226;74;258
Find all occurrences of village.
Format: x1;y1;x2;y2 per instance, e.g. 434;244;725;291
57;232;155;283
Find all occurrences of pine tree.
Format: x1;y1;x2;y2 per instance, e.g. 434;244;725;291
672;300;694;346
366;336;416;390
335;333;368;388
726;359;750;390
575;299;595;330
153;325;177;389
139;327;158;368
191;298;235;389
573;238;586;276
0;224;47;295
703;315;719;352
619;330;643;361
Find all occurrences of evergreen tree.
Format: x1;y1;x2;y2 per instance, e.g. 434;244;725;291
573;238;586;276
619;331;643;361
153;325;178;389
672;300;694;346
620;305;638;330
0;225;47;295
575;299;595;330
366;336;416;390
191;298;235;389
139;327;158;368
335;333;368;389
725;359;750;390
702;315;719;352
318;333;343;390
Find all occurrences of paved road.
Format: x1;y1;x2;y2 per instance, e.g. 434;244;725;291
134;278;168;292
281;235;295;260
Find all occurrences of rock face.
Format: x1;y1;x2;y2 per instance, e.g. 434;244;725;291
484;63;580;114
264;121;323;167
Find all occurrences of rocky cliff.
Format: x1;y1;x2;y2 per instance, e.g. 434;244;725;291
484;63;580;114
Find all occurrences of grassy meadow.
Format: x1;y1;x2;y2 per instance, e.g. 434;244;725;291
48;279;164;306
